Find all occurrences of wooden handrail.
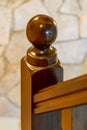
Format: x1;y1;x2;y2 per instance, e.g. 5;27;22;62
33;74;87;114
34;74;87;103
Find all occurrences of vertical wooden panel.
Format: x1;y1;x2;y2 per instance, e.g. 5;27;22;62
62;108;72;130
21;58;32;130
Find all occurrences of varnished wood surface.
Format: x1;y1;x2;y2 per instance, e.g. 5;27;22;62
26;14;57;50
34;74;87;103
62;108;72;130
33;74;87;114
21;13;87;130
21;58;32;130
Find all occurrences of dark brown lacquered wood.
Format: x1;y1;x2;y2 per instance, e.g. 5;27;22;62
21;14;63;130
26;14;57;51
26;14;59;67
21;14;87;130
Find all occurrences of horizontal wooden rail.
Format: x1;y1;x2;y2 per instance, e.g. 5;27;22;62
33;74;87;114
34;74;87;103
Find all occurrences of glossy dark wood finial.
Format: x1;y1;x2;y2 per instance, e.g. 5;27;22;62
26;14;57;50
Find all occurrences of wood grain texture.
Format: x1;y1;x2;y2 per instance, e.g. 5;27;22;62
33;74;87;114
62;108;72;130
21;57;32;130
34;89;87;114
34;74;87;103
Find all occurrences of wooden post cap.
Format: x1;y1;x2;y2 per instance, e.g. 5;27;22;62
26;14;57;50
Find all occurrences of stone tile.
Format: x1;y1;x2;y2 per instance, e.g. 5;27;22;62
79;0;87;11
60;0;80;15
0;118;19;130
8;0;29;8
44;0;63;14
7;84;20;107
0;46;4;56
0;1;5;6
0;7;12;45
14;0;49;30
54;39;87;64
63;64;82;81
0;67;20;94
81;56;87;74
0;96;20;117
53;13;79;42
80;14;87;38
5;31;30;64
0;58;5;78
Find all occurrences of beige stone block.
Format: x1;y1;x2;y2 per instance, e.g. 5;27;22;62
81;56;87;74
0;67;20;94
80;14;87;38
63;64;82;81
0;58;5;78
54;39;87;64
0;96;20;117
8;0;28;8
79;0;87;11
0;1;5;7
60;0;80;15
0;118;20;130
14;0;49;30
7;84;20;107
44;0;63;14
0;7;12;45
0;46;4;56
5;31;29;64
53;13;79;41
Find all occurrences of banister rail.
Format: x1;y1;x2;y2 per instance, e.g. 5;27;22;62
34;74;87;103
34;74;87;114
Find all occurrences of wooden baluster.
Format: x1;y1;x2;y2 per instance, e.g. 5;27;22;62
21;14;63;130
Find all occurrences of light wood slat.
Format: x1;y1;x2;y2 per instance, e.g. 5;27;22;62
62;108;72;130
34;74;87;103
34;89;87;114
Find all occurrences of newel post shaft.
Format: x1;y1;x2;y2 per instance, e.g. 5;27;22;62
21;14;63;130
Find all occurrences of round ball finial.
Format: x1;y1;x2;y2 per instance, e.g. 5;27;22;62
26;14;57;50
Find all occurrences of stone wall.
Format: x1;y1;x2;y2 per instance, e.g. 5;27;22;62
0;0;87;117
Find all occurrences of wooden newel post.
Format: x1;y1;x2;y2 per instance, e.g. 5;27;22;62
21;14;63;130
